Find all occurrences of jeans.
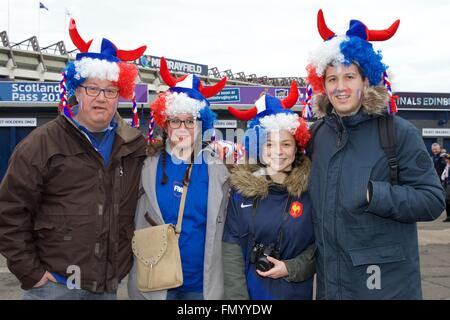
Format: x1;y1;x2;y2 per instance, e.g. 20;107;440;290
166;289;204;300
22;281;117;300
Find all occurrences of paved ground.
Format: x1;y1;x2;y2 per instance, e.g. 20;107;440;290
1;212;449;300
417;212;450;300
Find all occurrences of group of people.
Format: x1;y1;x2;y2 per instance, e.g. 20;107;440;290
0;11;445;300
431;142;450;222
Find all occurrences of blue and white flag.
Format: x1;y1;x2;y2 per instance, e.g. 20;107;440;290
39;2;49;11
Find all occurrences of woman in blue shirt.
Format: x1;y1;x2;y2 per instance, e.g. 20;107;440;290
223;83;316;300
127;58;229;300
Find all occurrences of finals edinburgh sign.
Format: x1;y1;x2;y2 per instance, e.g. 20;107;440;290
395;92;450;111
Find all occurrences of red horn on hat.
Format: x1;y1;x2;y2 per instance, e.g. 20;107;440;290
281;80;299;109
199;77;227;98
317;9;335;40
68;18;93;53
228;106;257;121
159;56;179;87
367;19;400;41
117;46;147;62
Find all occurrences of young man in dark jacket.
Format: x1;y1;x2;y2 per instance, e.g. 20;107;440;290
0;20;147;299
304;10;445;299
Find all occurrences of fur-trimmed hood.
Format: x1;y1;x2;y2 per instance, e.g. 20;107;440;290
315;85;389;116
229;156;311;198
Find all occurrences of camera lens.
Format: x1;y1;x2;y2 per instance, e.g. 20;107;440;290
256;256;274;272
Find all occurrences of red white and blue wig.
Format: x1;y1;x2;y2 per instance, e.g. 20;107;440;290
59;19;146;127
305;10;400;113
150;57;227;138
228;81;310;155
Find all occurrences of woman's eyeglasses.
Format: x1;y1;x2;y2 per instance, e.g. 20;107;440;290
166;118;196;129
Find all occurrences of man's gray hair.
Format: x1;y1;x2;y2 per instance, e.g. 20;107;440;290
432;143;441;148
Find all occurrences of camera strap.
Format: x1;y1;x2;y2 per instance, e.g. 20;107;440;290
249;197;259;245
249;193;293;254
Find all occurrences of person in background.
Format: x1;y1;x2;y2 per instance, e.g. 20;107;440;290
431;143;447;178
440;153;450;222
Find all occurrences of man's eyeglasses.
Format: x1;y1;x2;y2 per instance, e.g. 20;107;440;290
167;118;196;129
79;85;120;99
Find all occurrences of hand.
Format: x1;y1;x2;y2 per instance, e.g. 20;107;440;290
256;256;289;279
33;271;57;288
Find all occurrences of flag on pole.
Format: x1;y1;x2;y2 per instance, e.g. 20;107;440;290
39;2;49;11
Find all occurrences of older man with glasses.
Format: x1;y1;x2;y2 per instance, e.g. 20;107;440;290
0;19;147;300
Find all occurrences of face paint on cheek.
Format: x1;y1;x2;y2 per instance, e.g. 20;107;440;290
356;89;362;99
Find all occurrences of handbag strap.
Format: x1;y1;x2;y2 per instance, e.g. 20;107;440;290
175;164;193;234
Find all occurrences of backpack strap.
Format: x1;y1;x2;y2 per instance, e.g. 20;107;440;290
378;114;399;185
306;118;325;159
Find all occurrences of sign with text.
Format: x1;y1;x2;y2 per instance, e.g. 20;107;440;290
208;86;307;105
0;118;37;127
139;55;208;76
422;128;450;137
0;82;148;104
214;119;237;128
396;92;450;111
208;88;240;104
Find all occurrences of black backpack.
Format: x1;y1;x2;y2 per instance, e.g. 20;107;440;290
306;114;399;185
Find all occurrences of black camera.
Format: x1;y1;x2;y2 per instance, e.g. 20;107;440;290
250;243;280;272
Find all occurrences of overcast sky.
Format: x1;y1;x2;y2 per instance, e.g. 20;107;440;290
1;0;449;93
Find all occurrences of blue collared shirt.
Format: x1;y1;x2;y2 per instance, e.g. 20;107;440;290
67;105;118;167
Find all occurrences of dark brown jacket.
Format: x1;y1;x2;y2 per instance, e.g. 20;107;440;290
0;114;146;292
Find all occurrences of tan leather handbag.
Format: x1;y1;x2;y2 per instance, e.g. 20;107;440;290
132;166;191;292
